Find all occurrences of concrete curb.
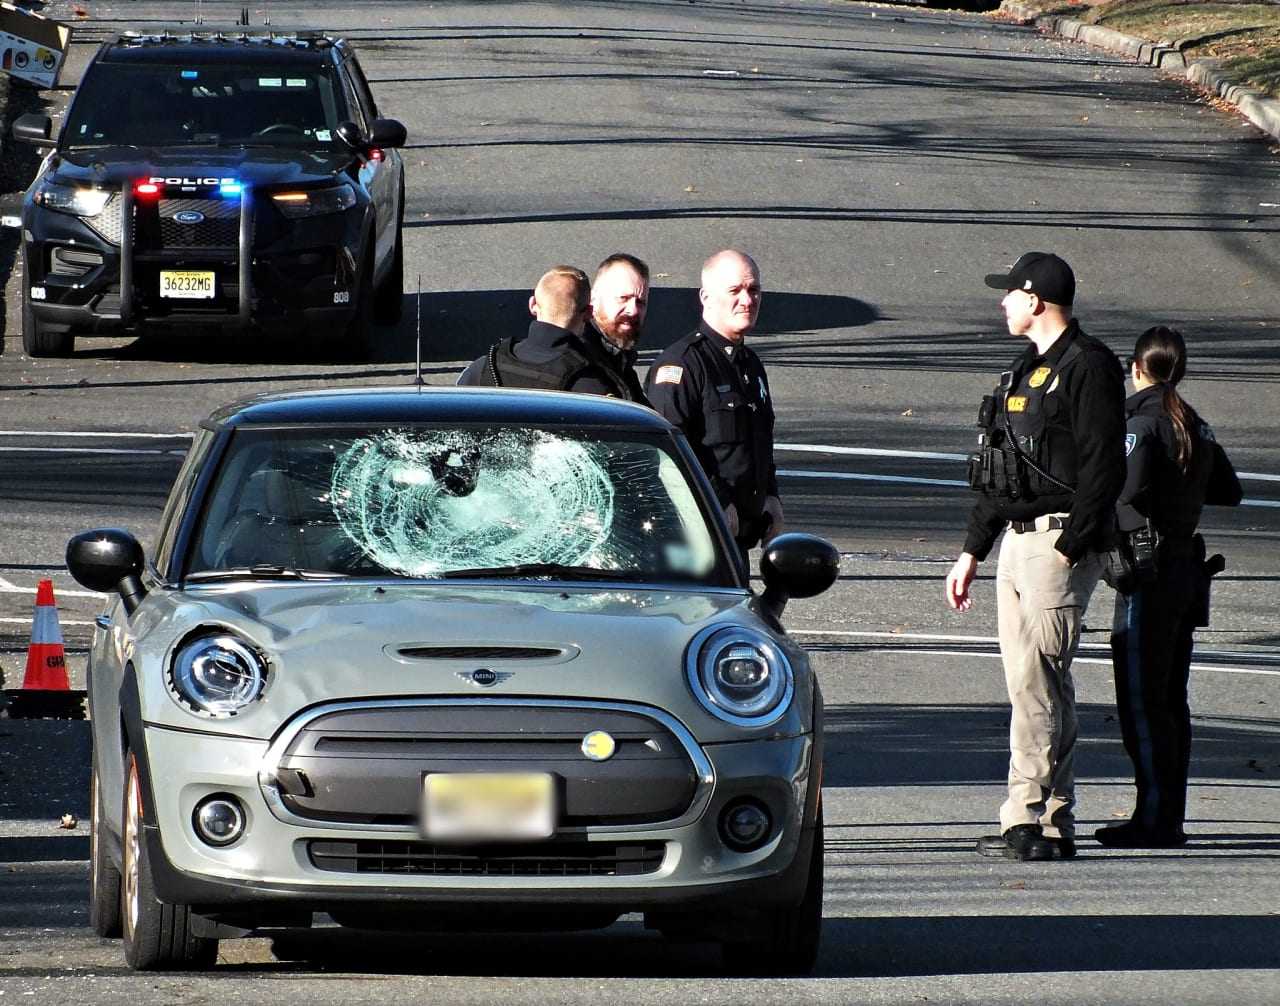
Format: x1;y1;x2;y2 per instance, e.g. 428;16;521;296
1000;1;1280;144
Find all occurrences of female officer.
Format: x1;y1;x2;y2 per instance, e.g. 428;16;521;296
1096;326;1242;849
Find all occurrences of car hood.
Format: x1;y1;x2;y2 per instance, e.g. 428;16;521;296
127;582;814;743
48;145;354;190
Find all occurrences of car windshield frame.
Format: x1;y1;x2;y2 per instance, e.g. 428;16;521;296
61;58;348;151
176;421;738;589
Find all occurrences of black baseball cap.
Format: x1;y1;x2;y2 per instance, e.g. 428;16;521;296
984;252;1075;306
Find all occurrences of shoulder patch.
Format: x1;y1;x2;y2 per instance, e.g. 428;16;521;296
654;365;684;385
1125;433;1137;456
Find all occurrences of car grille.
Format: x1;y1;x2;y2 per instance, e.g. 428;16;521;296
308;839;666;877
84;194;124;245
156;198;239;249
394;646;567;660
265;703;700;829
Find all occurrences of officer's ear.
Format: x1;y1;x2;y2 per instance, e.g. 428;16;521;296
528;294;539;318
698;286;709;308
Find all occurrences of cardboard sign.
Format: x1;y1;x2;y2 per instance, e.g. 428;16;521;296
0;2;71;89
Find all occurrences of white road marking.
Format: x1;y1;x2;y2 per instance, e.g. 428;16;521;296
0;430;182;439
779;468;967;488
0;616;94;627
0;447;178;456
0;576;104;599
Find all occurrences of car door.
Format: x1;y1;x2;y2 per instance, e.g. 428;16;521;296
340;54;399;277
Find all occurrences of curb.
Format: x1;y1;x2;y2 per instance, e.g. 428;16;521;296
1000;1;1280;144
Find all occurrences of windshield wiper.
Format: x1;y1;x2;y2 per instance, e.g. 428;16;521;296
438;563;643;582
186;564;349;582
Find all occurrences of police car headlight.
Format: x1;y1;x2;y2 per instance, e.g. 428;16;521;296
34;181;112;217
686;625;793;726
271;184;356;218
169;633;267;717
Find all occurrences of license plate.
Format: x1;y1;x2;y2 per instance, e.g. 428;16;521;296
423;772;555;841
159;270;215;299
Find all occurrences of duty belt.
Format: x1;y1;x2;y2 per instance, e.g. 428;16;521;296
1009;514;1068;533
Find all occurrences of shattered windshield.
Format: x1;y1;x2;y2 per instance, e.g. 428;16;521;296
185;426;727;584
63;62;343;149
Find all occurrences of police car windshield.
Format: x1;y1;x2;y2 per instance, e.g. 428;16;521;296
63;62;344;149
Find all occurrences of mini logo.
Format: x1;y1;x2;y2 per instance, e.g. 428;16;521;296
456;668;512;688
173;210;205;225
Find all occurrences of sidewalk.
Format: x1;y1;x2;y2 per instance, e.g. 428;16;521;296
999;0;1280;144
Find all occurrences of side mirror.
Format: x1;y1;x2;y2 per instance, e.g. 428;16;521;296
367;117;407;149
759;533;840;620
12;113;53;147
67;528;148;615
335;120;364;150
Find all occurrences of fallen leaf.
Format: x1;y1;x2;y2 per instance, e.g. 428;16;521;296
1002;880;1027;890
59;814;77;829
900;408;914;417
654;272;671;279
684;185;697;193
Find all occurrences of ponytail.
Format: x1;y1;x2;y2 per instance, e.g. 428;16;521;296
1133;326;1193;473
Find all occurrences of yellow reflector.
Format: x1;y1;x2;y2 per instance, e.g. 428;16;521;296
581;730;616;762
272;192;309;202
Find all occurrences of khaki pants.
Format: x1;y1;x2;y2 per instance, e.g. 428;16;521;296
995;523;1103;839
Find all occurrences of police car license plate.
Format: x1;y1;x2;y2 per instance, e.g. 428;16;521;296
423;772;555;840
159;270;215;299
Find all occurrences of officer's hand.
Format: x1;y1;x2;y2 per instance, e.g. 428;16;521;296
945;553;978;611
762;495;785;542
724;502;740;537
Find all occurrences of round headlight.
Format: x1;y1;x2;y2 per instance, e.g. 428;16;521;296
169;633;267;717
686;625;793;726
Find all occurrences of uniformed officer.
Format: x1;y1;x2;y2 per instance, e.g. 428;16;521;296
457;266;633;397
945;252;1126;862
645;250;782;564
584;253;650;404
1098;326;1242;849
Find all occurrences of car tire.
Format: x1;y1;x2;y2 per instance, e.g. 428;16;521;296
721;802;824;977
120;752;218;970
89;756;123;938
373;217;404;325
21;250;74;358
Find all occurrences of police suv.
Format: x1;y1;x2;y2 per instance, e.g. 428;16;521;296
10;29;406;357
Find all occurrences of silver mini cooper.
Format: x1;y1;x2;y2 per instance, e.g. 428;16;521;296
68;387;837;974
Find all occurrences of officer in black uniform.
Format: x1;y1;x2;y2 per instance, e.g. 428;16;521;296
1097;326;1242;849
584;253;651;404
457;266;634;397
946;252;1126;862
645;250;781;565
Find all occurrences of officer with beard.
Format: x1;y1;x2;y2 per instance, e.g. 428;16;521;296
584;253;650;404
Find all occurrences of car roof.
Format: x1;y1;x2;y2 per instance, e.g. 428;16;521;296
205;386;675;433
100;31;337;66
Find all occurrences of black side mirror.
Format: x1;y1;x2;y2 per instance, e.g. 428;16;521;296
67;528;147;615
13;113;53;147
335;120;364;150
759;533;840;620
367;117;407;149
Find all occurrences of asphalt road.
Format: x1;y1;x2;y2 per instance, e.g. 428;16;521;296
2;0;1279;1002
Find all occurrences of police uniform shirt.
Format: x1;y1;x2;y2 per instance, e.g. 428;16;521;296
963;319;1126;564
645;321;778;515
1118;384;1242;536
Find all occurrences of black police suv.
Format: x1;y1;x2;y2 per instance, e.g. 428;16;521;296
10;30;407;358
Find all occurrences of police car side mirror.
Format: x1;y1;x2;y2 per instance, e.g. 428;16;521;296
66;528;148;616
759;533;840;620
368;118;407;149
336;120;364;151
12;113;53;148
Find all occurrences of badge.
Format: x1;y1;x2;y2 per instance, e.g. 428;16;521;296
1125;433;1137;456
1007;395;1028;413
1028;366;1051;389
654;365;683;385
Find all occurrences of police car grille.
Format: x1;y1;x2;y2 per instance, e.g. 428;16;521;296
84;194;124;245
157;198;239;248
307;839;666;877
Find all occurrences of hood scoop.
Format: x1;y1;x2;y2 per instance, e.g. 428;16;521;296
390;645;576;663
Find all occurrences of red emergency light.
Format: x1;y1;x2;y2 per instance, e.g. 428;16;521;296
134;182;160;196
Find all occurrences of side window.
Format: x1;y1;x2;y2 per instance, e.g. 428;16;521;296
337;62;367;133
345;56;379;121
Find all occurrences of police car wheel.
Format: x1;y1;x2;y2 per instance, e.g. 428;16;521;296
373;218;404;325
21;250;74;358
343;250;376;360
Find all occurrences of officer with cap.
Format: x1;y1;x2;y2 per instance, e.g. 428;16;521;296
945;252;1126;862
646;249;782;565
458;266;634;397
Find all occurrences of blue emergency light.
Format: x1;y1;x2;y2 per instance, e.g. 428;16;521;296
219;182;243;197
181;70;198;79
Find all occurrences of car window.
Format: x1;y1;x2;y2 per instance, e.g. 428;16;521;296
153;428;217;574
336;61;367;133
184;426;728;585
344;56;379;121
62;61;345;148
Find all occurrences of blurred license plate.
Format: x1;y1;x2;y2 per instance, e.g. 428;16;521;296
159;271;215;299
423;772;555;840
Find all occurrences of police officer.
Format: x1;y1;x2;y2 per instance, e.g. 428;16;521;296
585;253;650;404
945;252;1126;862
645;250;782;563
457;266;633;397
1098;326;1242;849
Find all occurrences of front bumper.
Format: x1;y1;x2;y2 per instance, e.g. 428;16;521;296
137;704;818;920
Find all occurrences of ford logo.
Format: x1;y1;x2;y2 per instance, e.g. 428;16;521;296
173;210;205;225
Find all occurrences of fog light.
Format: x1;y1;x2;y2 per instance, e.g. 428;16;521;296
719;799;772;852
193;795;246;847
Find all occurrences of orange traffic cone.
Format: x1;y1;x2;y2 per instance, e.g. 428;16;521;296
3;579;85;719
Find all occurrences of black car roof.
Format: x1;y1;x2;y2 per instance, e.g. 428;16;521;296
205;387;674;433
100;32;337;66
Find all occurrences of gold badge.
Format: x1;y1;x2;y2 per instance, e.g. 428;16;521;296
1028;366;1051;389
1007;395;1028;413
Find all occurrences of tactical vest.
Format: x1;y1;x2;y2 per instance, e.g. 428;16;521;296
478;337;625;395
967;341;1083;501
